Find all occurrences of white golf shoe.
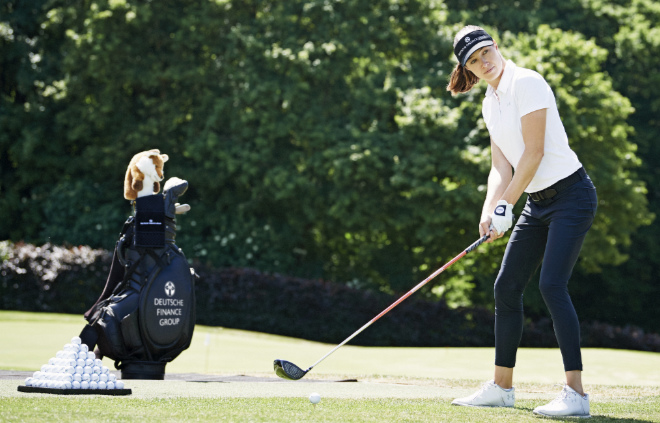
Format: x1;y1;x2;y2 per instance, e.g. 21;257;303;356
533;385;591;418
451;380;515;407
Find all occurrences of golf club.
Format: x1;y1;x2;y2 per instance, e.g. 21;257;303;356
274;231;493;380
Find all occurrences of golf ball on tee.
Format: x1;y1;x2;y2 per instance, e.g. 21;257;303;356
309;393;321;404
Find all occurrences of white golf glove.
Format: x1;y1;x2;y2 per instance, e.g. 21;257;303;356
491;200;514;235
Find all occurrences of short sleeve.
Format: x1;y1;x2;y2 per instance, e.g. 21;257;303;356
514;71;553;118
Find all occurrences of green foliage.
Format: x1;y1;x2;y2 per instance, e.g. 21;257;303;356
442;0;659;328
0;0;656;329
502;25;649;270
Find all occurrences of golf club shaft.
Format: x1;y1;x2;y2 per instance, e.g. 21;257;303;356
306;232;491;372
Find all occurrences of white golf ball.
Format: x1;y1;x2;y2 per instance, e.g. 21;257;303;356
309;393;321;404
73;373;82;382
100;374;108;382
91;373;99;382
76;359;85;367
82;373;91;382
25;377;33;386
80;381;89;389
109;374;117;382
115;381;124;390
89;381;98;390
98;381;106;390
75;366;84;375
72;381;81;389
85;358;94;367
101;366;109;375
106;382;115;390
83;366;92;375
92;366;101;375
94;359;102;367
63;381;72;389
71;336;82;345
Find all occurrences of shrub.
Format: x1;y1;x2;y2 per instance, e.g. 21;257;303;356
2;242;659;351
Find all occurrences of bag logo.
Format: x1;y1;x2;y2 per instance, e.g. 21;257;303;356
164;281;176;297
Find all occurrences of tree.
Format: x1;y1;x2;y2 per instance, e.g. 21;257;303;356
0;1;652;325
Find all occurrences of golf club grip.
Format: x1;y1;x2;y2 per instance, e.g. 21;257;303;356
466;214;515;253
466;232;490;254
307;233;489;371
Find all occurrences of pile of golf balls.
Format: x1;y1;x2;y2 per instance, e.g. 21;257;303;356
23;336;125;390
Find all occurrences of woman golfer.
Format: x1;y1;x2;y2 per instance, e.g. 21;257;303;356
447;26;597;418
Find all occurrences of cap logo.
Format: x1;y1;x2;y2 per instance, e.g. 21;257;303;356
454;29;494;66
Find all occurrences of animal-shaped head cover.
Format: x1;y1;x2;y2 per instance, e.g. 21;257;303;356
124;149;169;200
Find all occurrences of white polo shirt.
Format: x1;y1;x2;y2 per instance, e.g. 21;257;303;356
482;60;581;193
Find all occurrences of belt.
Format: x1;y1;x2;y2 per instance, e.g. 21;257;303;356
529;167;586;202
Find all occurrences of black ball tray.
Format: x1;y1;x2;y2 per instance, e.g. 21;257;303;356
17;385;132;396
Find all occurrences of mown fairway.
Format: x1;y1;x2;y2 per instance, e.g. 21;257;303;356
1;311;659;422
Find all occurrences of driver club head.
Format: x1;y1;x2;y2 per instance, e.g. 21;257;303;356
273;359;308;380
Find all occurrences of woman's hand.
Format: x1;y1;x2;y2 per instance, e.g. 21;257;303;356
480;215;507;243
480;215;503;244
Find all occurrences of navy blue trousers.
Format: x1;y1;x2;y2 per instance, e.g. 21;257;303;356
494;170;597;371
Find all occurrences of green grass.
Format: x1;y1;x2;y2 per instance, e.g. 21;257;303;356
1;311;659;422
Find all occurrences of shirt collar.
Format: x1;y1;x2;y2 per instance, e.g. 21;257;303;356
486;59;516;98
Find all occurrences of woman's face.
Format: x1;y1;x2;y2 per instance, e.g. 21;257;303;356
464;44;504;85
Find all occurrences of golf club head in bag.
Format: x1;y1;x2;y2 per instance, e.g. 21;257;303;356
273;359;308;380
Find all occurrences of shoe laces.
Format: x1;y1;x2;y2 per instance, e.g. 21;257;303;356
470;381;494;399
549;385;577;405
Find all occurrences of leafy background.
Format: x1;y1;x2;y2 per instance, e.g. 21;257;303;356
1;0;658;333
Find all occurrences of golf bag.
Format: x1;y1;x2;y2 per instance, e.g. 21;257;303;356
82;178;196;380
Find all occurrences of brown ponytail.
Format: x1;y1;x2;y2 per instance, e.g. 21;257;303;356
446;62;480;96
